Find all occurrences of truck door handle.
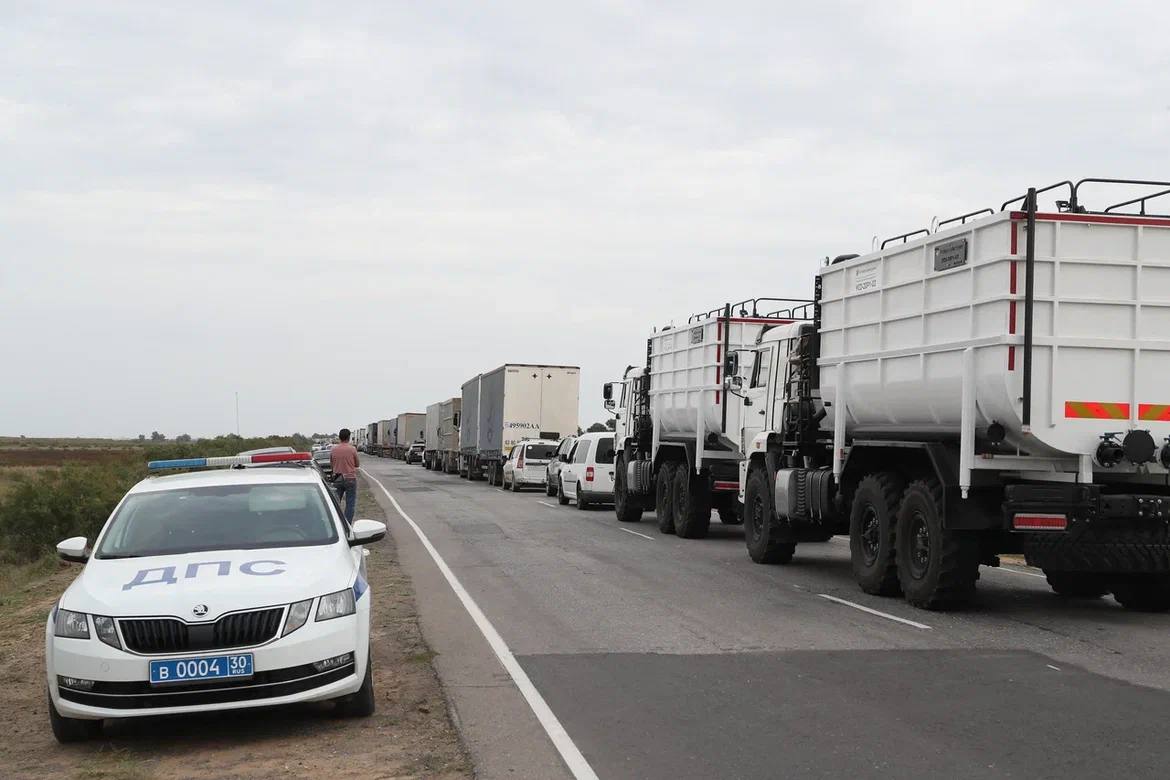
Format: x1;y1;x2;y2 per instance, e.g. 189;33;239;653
758;410;766;416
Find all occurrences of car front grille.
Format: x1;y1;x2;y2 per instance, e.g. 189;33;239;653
120;607;284;654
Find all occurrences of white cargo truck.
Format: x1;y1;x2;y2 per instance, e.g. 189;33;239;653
375;419;394;457
705;178;1170;611
365;422;378;454
424;400;461;471
462;364;581;484
459;375;481;478
606;300;811;537
389;412;425;459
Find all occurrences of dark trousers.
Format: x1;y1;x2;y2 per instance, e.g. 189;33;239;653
336;477;357;522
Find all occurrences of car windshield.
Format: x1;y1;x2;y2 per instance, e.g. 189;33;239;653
95;483;338;558
524;444;555;460
594;438;615;464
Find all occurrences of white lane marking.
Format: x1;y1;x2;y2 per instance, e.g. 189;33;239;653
994;566;1047;579
1047;664;1062;671
361;469;599;780
618;528;654;541
818;594;933;630
537;501;558;509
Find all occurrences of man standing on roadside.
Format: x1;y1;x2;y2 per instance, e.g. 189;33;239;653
331;428;360;523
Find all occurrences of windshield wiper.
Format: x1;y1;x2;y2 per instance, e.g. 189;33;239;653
97;553;143;559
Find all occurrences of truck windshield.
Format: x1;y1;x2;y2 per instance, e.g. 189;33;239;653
95;483;338;558
524;444;556;460
594;438;615;464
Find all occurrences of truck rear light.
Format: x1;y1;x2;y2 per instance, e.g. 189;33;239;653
586;466;594;482
1012;513;1068;531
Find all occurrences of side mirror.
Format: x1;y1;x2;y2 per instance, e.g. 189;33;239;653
724;352;740;377
349;519;387;546
57;536;89;563
603;383;614;401
604;398;616;411
725;375;744;390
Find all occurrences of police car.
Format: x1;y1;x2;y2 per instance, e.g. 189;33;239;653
45;451;386;742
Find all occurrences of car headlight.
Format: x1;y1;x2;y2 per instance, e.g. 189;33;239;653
92;615;121;649
53;607;90;639
315;589;355;621
283;598;313;636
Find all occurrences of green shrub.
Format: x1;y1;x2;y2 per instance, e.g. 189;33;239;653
0;435;314;563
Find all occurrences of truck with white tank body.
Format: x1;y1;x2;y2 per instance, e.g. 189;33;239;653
713;178;1170;611
461;364;581;484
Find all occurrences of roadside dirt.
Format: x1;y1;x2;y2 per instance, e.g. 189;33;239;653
0;479;473;780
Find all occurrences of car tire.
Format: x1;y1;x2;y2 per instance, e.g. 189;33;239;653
743;466;795;564
656;463;677;534
512;475;521;492
577;483;589;510
558;477;570;505
48;689;102;743
849;472;904;597
546;472;557;497
335;649;376;717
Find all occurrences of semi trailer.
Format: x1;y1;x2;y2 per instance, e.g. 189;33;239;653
613;178;1170;611
425;398;461;472
389;412;425;459
375;419;395;457
461;364;581;484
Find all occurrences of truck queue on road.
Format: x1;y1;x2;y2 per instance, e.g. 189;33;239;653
354;178;1170;615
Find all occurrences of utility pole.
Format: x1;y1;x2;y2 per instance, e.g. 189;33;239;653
235;392;240;436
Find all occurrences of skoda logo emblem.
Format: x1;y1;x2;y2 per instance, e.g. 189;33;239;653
192;604;209;618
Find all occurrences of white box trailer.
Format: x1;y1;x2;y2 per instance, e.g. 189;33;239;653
440;397;461;473
375;419;394;457
608;300;812;536
459;375;481;477
463;364;580;483
726;178;1170;611
424;402;443;468
390;412;425;459
365;422;378;454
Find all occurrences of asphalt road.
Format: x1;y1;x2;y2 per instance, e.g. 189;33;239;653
361;459;1170;779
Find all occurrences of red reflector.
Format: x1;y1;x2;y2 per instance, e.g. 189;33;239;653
1013;513;1067;531
586;466;594;482
251;452;311;464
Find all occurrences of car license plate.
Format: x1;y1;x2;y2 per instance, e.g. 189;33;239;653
149;653;253;685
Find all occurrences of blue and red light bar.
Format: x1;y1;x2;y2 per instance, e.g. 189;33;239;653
147;452;312;471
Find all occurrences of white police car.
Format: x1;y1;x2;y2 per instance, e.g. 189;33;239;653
45;451;386;742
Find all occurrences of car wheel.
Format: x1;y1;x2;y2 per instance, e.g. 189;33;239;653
546;471;557;496
558;477;570;505
577;483;589;510
48;689;102;743
512;475;520;492
335;648;376;717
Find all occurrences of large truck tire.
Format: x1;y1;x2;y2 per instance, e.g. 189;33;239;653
1044;570;1108;599
895;479;980;610
849;472;904;597
743;466;795;564
1111;577;1170;612
656;463;677;534
673;466;711;539
614;458;644;523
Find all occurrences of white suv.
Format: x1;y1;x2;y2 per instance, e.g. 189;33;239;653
555;432;616;510
45;454;386;742
501;439;558;492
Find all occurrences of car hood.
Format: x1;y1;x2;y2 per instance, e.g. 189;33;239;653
61;544;356;620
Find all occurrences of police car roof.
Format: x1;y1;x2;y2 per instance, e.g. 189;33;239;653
132;466;322;494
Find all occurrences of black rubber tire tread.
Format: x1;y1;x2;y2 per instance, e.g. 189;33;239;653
1111;577;1170;612
335;651;376;717
718;506;742;525
614;458;644;523
1044;570;1109;599
896;479;980;610
743;467;796;564
848;472;904;597
576;483;589;510
557;477;570;505
673;465;711;539
48;689;102;743
546;472;557;496
656;463;677;534
511;474;520;492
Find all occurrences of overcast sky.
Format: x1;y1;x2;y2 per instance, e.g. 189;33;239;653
2;1;1168;438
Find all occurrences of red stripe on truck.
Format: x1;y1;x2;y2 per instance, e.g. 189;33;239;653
1009;211;1170;228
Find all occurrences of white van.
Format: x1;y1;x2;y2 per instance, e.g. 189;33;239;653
555;431;616;509
501;439;558;491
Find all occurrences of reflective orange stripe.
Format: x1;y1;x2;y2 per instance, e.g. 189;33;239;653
1139;404;1170;422
1064;401;1130;419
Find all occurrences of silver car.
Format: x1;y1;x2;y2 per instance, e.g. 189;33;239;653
544;435;577;497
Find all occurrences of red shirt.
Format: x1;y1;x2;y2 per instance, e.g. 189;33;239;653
330;443;359;479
